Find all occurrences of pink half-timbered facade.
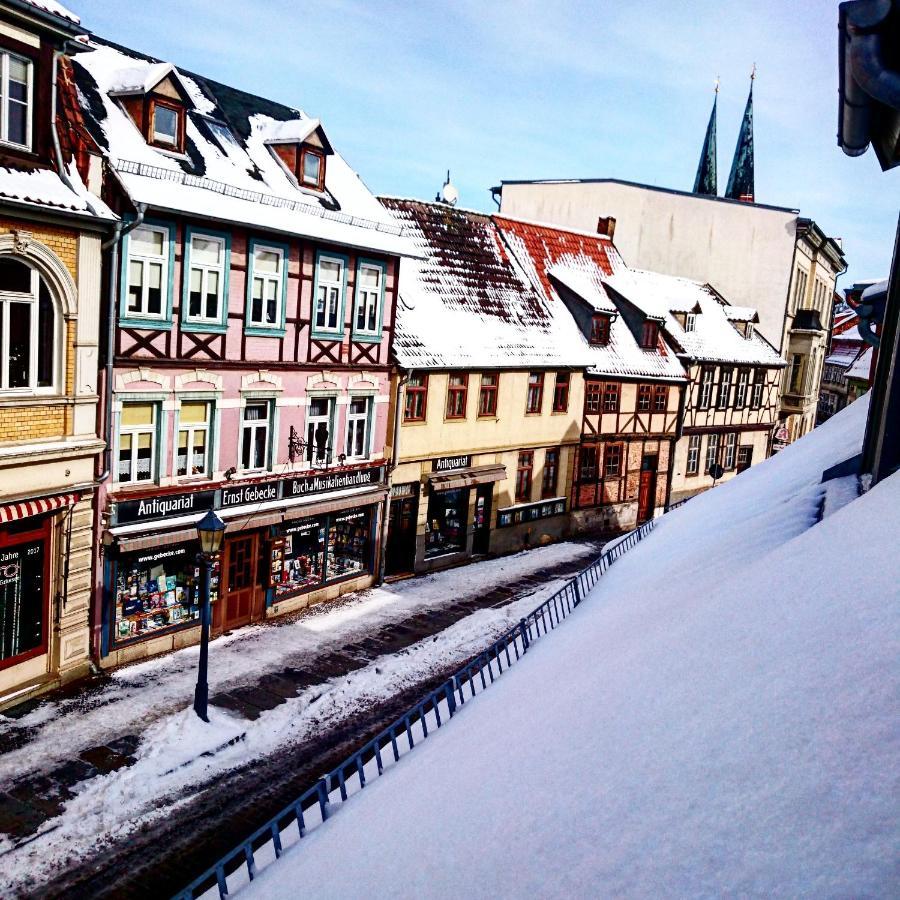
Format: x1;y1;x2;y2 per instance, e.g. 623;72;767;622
73;39;412;666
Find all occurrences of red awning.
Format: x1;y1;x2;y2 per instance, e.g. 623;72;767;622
0;491;81;524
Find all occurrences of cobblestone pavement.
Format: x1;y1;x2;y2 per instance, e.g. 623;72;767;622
0;541;603;898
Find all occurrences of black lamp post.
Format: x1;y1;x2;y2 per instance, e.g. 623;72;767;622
193;508;225;722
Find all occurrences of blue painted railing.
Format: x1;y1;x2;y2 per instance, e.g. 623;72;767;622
173;516;659;900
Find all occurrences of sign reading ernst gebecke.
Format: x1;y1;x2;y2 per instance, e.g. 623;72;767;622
220;481;279;508
432;454;472;473
283;466;385;498
115;490;217;525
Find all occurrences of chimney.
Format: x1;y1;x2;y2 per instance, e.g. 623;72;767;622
597;216;616;241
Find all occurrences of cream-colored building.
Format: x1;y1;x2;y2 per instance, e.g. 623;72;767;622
495;179;845;448
0;0;113;706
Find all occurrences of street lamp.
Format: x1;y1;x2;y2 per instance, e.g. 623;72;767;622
193;508;225;722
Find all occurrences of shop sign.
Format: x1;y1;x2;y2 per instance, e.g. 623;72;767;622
390;481;418;499
115;490;216;525
282;465;385;499
432;454;471;473
221;480;280;508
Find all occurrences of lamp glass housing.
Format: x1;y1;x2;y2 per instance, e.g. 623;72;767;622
197;509;226;555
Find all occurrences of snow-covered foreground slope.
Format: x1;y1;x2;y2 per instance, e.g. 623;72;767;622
245;395;899;898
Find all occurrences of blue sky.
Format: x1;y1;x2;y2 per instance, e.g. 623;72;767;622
78;0;897;285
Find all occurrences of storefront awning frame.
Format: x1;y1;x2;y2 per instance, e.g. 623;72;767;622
425;464;507;493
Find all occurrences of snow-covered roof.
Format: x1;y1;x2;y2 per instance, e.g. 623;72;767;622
0;164;114;220
72;41;415;257
380;199;684;381
847;346;873;382
825;345;863;368
17;0;79;24
723;305;759;323
494;216;686;381
605;269;784;367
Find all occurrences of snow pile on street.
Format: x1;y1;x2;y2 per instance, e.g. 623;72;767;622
244;394;899;898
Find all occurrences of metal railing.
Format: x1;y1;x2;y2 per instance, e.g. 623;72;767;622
174;516;659;900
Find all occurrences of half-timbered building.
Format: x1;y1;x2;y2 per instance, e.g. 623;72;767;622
492;216;686;534
603;269;784;503
73;40;413;667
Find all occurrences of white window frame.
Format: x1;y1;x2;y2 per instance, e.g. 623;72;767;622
118;402;158;484
699;366;714;409
705;433;720;474
751;369;765;409
175;400;212;478
686;434;701;475
716;368;733;410
185;233;225;324
345;396;371;460
249;244;284;328
315;255;344;334
354;264;382;336
685;312;696;333
240;400;272;473
734;369;750;408
723;432;737;469
152;104;179;146
306;395;335;466
0;262;58;395
126;224;169;320
0;51;33;150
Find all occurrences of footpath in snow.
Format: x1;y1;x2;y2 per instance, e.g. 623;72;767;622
0;539;601;897
241;395;899;899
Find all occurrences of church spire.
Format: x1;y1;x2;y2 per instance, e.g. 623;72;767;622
692;78;719;196
725;66;755;202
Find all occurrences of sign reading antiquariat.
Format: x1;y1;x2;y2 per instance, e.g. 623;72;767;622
432;454;472;472
115;490;217;525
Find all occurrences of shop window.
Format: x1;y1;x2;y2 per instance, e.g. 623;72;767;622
425;488;468;558
686;434;701;475
184;230;228;329
0;524;47;666
602;382;620;413
641;320;659;349
247;242;286;333
542;448;559;499
353;261;384;338
326;509;372;581
653;385;668;411
734;369;750;408
314;253;346;336
0;51;32;149
579;445;597;481
125;225;170;322
241;401;271;472
604;443;623;477
751;369;765;409
705;433;720;474
526;372;544;414
274;518;325;595
404;373;428;422
306;396;334;465
637;385;652;411
112;544;208;644
585;382;601;414
478;373;498;416
118;402;158;484
176;401;211;477
589;314;610;346
345;397;370;460
0;258;56;393
723;432;737;469
515;451;534;502
446;373;468;419
716;367;733;409
698;366;715;410
552;372;570;413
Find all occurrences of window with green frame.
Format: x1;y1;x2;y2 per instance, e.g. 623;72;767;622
182;227;230;333
120;219;176;329
351;258;385;341
245;239;289;336
312;251;348;339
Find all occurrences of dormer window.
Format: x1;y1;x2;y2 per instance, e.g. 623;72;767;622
111;64;191;155
589;314;610;346
685;312;696;333
301;148;324;190
744;321;754;339
641;320;659;349
149;98;184;151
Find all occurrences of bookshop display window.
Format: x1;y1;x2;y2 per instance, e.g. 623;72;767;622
425;488;468;558
271;506;374;598
112;543;219;644
0;521;49;669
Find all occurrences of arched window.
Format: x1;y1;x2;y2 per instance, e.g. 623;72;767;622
0;257;57;392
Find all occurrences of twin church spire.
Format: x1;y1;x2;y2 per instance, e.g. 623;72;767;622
692;68;755;202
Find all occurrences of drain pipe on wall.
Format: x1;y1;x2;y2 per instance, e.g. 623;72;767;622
376;370;410;585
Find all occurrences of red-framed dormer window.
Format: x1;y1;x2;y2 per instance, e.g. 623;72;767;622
590;314;610;346
641;320;659;349
148;97;184;152
300;146;325;191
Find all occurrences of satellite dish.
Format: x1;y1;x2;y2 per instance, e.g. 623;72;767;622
436;169;458;206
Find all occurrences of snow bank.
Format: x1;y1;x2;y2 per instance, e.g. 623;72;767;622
243;395;899;898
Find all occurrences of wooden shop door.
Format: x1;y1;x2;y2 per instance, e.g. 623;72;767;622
637;454;658;523
217;533;264;632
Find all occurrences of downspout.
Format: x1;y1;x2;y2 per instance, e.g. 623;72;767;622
666;371;689;511
376;369;410;585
